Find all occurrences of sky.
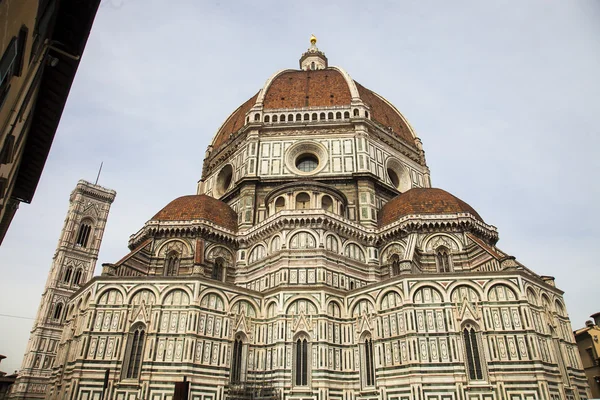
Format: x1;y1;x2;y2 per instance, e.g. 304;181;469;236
0;0;599;373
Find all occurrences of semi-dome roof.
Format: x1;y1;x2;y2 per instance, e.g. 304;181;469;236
211;67;417;152
151;195;238;231
378;188;483;227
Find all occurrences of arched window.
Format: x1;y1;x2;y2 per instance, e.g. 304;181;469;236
275;196;285;213
311;113;317;121
231;335;245;382
73;269;83;286
254;114;260;122
353;108;359;117
125;324;146;379
295;336;309;386
63;267;73;283
270;236;281;252
310;61;315;70
296;113;301;122
436;247;451;273
76;222;92;247
280;114;286;122
264;115;270;123
463;325;484;380
335;112;342;119
248;245;266;263
212;257;224;281
345;243;365;262
272;115;278;122
289;231;316;249
362;335;376;387
327;112;333;120
303;113;309;121
390;254;400;276
319;112;325;120
52;303;63;321
344;111;350;119
321;195;333;212
325;235;338;253
296;192;310;209
164;252;180;276
365;111;369;118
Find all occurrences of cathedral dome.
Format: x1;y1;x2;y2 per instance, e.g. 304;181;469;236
151;195;238;231
210;68;417;152
378;188;483;227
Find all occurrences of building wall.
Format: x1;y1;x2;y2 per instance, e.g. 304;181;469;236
47;273;588;400
575;325;600;398
0;0;41;241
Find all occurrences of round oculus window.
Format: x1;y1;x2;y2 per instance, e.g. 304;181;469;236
387;168;400;188
295;154;319;172
215;164;233;196
285;141;328;175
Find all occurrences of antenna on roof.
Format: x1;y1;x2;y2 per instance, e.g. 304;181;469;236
95;162;103;185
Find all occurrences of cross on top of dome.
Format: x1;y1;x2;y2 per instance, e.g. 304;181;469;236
300;34;328;71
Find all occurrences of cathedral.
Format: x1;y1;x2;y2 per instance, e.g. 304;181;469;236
12;37;590;400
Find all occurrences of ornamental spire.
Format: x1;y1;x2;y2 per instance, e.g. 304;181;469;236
300;34;328;70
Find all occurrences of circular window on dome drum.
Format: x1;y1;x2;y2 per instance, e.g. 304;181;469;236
387;168;400;188
285;141;328;176
386;158;411;192
215;164;233;196
296;154;318;172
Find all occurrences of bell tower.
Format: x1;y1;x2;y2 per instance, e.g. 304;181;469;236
10;180;116;400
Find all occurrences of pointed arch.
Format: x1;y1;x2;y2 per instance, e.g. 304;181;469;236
52;302;64;321
231;331;248;383
72;269;83;286
359;330;376;388
75;219;94;248
461;321;485;381
293;331;311;387
63;266;73;284
123;322;146;379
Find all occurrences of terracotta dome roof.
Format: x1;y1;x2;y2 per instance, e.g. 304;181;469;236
378;188;483;227
151;195;238;231
211;68;416;152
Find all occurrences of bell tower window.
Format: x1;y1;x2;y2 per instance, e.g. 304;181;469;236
76;221;92;248
73;269;82;286
63;267;73;283
52;303;63;321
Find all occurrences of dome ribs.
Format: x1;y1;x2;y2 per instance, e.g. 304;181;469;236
263;69;351;109
354;81;415;146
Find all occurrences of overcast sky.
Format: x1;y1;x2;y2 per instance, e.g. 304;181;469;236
0;0;599;373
